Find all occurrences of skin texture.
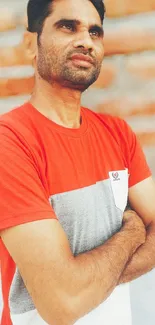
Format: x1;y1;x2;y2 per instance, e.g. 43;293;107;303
24;0;104;128
36;0;104;91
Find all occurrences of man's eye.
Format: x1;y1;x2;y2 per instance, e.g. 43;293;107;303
60;24;74;31
90;30;100;38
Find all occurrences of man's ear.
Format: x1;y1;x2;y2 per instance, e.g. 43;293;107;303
23;31;38;62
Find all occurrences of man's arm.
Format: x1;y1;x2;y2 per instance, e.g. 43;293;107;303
119;177;155;285
1;212;145;325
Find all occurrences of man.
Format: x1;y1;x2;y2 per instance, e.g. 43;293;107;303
0;0;155;324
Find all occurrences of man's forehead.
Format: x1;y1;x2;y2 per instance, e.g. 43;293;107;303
49;0;102;25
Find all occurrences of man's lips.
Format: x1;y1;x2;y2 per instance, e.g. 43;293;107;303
70;54;94;67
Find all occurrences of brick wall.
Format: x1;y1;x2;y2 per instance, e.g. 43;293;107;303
83;1;155;176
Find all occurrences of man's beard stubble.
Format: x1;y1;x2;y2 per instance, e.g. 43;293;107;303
37;45;102;92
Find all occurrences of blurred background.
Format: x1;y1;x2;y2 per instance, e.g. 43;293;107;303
0;0;155;324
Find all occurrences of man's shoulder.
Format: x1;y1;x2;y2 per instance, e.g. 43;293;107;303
0;102;35;152
83;107;128;133
0;102;27;125
0;102;33;137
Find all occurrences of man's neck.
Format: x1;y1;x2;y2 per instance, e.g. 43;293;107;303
30;78;82;129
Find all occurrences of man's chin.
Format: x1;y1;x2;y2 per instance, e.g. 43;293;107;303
68;83;90;92
64;74;98;91
64;78;94;92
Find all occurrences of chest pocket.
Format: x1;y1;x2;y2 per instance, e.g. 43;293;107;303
109;169;129;212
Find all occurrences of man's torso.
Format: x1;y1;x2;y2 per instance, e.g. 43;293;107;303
0;103;132;325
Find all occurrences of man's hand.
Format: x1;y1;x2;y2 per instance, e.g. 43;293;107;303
117;210;153;285
122;210;146;250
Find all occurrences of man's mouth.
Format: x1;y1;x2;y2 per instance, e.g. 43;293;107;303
70;53;94;68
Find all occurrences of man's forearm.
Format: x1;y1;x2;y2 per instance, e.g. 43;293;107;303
66;227;142;324
118;222;155;284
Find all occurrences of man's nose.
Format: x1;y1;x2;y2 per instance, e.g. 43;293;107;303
73;31;94;52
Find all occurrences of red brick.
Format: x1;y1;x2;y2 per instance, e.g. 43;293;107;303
126;57;155;80
137;133;155;146
105;0;155;17
0;8;16;32
104;29;155;56
0;44;31;67
92;62;117;88
0;76;34;97
96;99;155;117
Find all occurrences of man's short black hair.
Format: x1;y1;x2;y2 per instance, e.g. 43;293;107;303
27;0;105;37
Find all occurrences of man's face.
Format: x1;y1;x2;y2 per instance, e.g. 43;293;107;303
36;0;104;91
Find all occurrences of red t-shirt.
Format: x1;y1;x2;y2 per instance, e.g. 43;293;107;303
0;102;151;325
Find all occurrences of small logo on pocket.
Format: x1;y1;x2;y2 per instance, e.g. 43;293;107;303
112;172;120;181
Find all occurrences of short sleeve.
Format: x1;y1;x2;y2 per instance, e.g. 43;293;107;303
121;119;152;188
0;124;57;232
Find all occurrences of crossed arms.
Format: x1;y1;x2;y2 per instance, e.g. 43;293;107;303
1;176;155;325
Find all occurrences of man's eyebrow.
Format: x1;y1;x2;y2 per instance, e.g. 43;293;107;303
53;19;81;28
53;19;103;35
